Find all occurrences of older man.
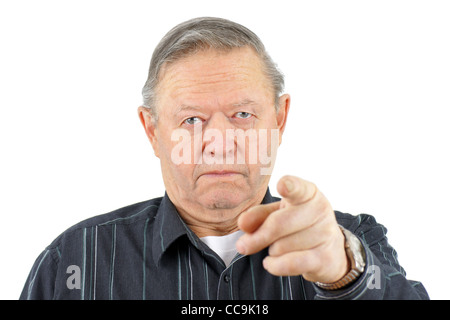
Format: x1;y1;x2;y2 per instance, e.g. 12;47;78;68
20;17;428;300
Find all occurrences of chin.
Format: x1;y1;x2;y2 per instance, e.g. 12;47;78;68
200;186;247;210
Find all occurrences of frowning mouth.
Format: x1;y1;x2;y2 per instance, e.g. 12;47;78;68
200;170;242;178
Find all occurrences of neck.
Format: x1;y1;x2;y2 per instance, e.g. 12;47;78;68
171;188;268;237
188;222;241;238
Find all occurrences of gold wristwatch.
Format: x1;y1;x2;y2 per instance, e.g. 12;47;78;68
315;226;366;290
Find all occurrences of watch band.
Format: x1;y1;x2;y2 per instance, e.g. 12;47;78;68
315;226;366;290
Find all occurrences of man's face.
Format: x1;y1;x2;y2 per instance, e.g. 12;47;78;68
140;47;289;232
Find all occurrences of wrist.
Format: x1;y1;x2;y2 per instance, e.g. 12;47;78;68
315;226;366;290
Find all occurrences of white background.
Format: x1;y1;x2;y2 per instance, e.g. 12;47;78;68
1;0;449;300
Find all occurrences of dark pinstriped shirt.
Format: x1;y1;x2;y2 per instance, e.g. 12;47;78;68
20;189;429;300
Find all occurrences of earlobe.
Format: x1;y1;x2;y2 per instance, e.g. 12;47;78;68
137;106;159;157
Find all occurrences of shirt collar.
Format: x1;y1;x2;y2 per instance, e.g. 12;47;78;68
152;188;278;265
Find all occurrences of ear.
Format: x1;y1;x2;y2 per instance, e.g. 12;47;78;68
138;106;160;158
275;93;291;145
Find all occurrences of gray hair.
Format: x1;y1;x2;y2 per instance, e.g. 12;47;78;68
141;17;285;122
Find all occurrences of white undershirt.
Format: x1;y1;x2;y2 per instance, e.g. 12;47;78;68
200;230;244;267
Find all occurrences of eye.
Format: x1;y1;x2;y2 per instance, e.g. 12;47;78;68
183;116;202;125
235;112;253;119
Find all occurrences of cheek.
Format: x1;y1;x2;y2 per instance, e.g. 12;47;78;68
248;126;279;159
156;137;195;182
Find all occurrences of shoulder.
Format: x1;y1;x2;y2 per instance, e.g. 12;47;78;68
46;197;163;249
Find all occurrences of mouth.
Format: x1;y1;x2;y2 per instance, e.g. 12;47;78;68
200;170;242;178
194;165;249;183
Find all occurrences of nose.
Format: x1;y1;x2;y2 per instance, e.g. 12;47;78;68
201;113;236;164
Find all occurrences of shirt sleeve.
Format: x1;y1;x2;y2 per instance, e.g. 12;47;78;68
312;212;430;300
19;247;59;300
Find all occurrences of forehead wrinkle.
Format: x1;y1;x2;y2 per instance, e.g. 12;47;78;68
160;53;267;93
166;79;254;106
173;68;252;88
157;48;274;113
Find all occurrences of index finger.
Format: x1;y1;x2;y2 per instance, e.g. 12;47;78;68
277;175;318;206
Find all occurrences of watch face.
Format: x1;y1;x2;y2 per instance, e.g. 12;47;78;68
343;228;366;273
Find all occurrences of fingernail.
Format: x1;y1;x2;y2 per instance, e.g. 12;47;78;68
284;179;294;192
262;257;269;270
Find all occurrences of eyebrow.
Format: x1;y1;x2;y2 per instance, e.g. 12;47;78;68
174;99;258;114
174;104;202;114
231;99;258;107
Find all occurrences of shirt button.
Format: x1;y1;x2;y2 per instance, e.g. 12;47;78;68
224;275;230;283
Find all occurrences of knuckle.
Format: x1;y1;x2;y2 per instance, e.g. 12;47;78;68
268;241;284;257
257;226;275;247
264;222;277;239
303;251;318;271
289;252;313;276
265;213;286;237
292;253;306;270
312;198;333;224
317;196;332;215
320;221;336;240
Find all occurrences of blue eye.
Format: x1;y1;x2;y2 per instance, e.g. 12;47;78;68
235;112;252;119
183;117;202;125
